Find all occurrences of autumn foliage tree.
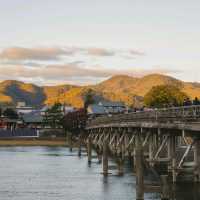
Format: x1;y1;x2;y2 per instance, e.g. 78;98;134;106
44;103;63;128
83;89;95;110
144;85;188;108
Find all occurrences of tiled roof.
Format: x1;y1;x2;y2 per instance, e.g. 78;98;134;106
98;101;125;107
23;112;43;123
87;105;106;114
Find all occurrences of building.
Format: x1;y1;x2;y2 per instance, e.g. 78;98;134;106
22;111;44;129
0;116;22;130
16;102;34;115
63;105;75;114
87;104;106;117
40;105;75;116
98;101;126;114
87;101;126;117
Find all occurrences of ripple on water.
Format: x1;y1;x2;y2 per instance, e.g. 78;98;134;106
0;146;196;200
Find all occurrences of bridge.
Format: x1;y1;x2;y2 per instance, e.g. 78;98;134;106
78;105;200;200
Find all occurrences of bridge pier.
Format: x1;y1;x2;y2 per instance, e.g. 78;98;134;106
87;136;92;164
135;132;144;200
78;134;82;157
194;138;200;182
160;175;170;200
149;132;155;166
103;137;109;176
68;132;73;152
168;135;177;183
96;146;102;164
117;153;124;176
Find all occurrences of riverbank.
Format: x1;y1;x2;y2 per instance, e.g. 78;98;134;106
0;138;68;146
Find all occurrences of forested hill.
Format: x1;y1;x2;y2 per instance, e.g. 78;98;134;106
0;74;200;108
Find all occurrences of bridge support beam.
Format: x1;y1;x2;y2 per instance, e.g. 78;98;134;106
168;135;177;183
160;175;170;200
78;134;82;157
68;132;73;152
96;146;102;164
103;138;109;176
194;139;200;182
135;132;144;200
117;154;124;176
149;132;155;166
87;136;92;164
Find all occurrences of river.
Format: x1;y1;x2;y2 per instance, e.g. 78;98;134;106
0;146;199;200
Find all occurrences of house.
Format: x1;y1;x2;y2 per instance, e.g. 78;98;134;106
87;101;127;117
63;105;75;114
16;102;35;115
87;104;106;117
0;116;22;130
40;105;50;116
98;101;126;114
22;111;44;129
40;105;75;116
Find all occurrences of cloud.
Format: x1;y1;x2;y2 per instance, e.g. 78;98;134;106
0;47;72;61
129;50;145;56
0;63;180;85
86;48;115;56
0;46;145;64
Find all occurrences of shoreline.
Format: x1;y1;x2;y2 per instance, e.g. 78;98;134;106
0;138;68;147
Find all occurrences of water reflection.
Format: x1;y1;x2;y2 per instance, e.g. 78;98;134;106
0;147;199;200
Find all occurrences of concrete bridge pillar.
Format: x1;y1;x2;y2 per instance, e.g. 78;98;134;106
135;132;144;200
194;139;200;182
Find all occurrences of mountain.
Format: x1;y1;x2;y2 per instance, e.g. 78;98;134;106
0;74;200;108
0;80;45;106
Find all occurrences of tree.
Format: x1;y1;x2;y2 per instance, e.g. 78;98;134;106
144;85;188;108
43;103;64;128
3;108;18;119
63;108;87;133
83;89;95;109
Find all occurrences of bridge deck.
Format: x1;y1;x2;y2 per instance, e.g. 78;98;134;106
87;105;200;132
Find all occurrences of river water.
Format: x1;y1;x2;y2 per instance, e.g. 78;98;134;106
0;146;199;200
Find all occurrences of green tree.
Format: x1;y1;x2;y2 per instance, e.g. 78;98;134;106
83;89;95;109
3;108;18;119
44;103;64;128
144;85;188;108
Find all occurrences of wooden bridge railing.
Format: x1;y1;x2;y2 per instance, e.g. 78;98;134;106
87;105;200;128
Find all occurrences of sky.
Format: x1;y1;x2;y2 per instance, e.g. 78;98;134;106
0;0;199;85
